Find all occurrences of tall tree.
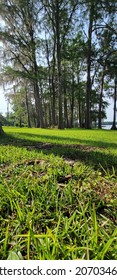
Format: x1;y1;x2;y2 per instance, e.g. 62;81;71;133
111;77;117;130
82;0;117;128
41;0;78;128
0;0;116;129
0;0;44;127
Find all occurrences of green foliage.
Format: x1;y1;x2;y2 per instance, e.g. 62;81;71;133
0;0;116;128
0;113;8;125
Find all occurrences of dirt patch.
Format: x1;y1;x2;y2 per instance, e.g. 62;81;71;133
26;142;54;150
25;142;101;152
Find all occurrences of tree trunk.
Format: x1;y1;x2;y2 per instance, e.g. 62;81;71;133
33;82;40;128
111;78;117;130
70;65;75;128
98;68;105;129
56;0;63;129
77;75;83;128
51;41;56;126
63;63;69;128
44;102;48;127
30;23;44;128
33;64;44;128
64;96;69;128
25;89;31;128
78;97;82;127
0;123;4;135
85;6;93;129
45;37;54;127
49;102;52;126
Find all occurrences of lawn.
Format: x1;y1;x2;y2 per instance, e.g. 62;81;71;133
0;127;117;260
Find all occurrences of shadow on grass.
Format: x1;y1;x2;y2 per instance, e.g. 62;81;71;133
0;132;117;169
5;131;117;149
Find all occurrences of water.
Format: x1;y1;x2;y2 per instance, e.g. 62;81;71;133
102;125;112;130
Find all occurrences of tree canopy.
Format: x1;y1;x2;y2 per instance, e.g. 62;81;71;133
0;0;117;129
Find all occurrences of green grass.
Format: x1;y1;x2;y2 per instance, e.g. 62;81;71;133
0;127;117;260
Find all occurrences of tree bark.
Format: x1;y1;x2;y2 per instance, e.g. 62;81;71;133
111;78;117;130
29;19;44;128
46;37;56;127
45;38;53;126
77;75;83;128
98;68;105;129
64;95;69;128
25;88;31;128
78;97;82;127
63;63;69;128
85;6;93;129
51;41;56;126
0;123;5;135
70;64;75;128
55;0;63;129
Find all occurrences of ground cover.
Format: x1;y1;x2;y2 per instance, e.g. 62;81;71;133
0;127;117;259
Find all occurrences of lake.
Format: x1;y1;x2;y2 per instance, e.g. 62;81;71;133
102;125;112;130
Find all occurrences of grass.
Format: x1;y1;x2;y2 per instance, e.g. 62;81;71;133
0;127;117;260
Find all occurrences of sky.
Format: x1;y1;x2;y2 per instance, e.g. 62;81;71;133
0;86;114;122
106;101;113;122
0;88;7;114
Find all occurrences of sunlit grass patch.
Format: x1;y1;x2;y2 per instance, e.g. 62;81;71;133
0;127;117;259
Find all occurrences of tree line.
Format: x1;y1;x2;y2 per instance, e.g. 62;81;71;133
0;0;117;130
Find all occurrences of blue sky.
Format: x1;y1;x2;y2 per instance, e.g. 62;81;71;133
0;86;114;122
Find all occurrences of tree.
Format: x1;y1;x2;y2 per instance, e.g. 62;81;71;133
41;0;78;128
106;52;117;130
0;0;44;127
81;0;117;128
0;0;116;129
111;78;117;130
0;123;4;135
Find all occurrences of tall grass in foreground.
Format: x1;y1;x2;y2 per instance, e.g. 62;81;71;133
0;128;117;259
